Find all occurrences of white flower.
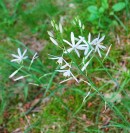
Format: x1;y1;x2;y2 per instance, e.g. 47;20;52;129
11;48;28;63
49;55;71;70
31;52;38;64
50;37;58;46
49;54;64;65
75;34;95;56
63;32;85;57
57;57;63;64
57;69;71;77
92;34;106;57
56;69;78;83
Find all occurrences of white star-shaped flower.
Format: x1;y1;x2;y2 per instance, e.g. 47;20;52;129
75;34;96;56
49;54;64;65
56;69;78;83
63;32;85;57
11;48;28;63
92;34;106;57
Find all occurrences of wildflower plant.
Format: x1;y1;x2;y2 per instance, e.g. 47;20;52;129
9;19;112;102
48;19;111;84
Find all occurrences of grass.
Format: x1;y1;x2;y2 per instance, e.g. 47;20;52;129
0;0;130;132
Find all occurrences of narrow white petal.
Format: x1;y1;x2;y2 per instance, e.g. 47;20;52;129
50;37;58;46
48;54;59;58
97;48;102;57
75;38;84;46
67;48;73;53
75;49;80;57
78;20;82;27
88;33;91;43
63;39;72;46
47;31;54;37
17;48;22;57
98;33;100;39
85;49;93;60
81;60;90;71
11;54;19;58
9;70;19;78
59;23;63;33
23;56;28;60
49;57;59;60
56;69;66;72
11;59;20;62
71;32;75;46
84;47;89;55
55;24;59;31
105;44;112;58
75;37;79;41
22;49;27;57
98;45;106;50
98;36;105;43
77;46;86;50
64;48;73;54
60;64;68;69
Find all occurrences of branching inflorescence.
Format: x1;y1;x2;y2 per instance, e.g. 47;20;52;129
9;19;111;86
48;19;111;84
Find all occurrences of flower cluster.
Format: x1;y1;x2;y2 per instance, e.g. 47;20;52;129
48;21;111;83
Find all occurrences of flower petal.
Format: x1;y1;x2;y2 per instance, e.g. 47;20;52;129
63;39;72;46
97;48;102;57
82;60;90;71
75;49;80;57
17;48;22;57
71;32;75;46
98;35;105;43
22;49;27;57
11;54;19;58
11;59;20;62
88;33;91;43
50;37;58;46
